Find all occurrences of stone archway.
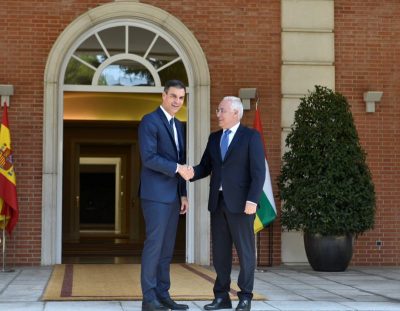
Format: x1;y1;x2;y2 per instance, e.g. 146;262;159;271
42;2;210;265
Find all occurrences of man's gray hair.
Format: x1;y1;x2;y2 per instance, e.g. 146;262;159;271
223;96;243;119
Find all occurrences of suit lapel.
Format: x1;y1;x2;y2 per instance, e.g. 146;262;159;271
215;130;224;162
157;107;175;141
157;108;179;158
224;124;244;161
157;107;174;139
156;107;181;160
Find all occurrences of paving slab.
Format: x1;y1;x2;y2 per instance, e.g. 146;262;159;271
0;265;400;311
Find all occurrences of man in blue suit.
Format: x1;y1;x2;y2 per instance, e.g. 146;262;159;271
139;80;192;311
191;96;266;311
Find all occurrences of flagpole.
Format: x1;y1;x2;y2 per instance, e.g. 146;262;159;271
255;232;266;272
254;97;266;272
253;97;277;270
269;224;274;267
1;209;13;273
0;103;17;272
2;224;6;272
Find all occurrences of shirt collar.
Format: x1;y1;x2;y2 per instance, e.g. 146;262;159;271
160;105;173;122
225;122;240;135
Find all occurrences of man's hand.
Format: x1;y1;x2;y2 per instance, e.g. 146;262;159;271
178;164;194;181
180;196;189;214
244;201;257;214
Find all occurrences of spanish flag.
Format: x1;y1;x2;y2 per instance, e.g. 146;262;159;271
253;106;277;233
0;104;18;234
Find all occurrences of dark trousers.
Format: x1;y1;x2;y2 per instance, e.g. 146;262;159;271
211;192;256;300
140;197;180;302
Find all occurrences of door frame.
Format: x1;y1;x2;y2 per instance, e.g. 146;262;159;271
79;157;122;234
42;2;211;265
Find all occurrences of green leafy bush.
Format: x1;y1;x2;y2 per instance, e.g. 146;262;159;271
279;86;375;236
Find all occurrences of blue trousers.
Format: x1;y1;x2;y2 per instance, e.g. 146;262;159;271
140;197;180;302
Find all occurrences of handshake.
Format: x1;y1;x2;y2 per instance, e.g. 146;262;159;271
178;164;194;181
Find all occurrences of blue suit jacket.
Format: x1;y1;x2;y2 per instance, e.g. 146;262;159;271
192;124;266;213
138;107;186;203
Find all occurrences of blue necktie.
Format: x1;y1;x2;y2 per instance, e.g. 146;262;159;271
220;129;231;160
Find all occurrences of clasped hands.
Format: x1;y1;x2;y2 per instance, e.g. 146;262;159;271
178;164;194;181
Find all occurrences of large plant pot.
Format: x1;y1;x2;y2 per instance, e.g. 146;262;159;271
304;233;354;272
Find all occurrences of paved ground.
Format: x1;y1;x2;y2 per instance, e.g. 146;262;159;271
0;265;400;311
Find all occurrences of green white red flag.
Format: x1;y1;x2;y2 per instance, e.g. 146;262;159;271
253;106;277;233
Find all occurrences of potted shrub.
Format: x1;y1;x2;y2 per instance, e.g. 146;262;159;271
278;85;376;271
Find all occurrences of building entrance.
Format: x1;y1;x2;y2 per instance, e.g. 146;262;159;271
59;15;192;263
61;119;186;263
42;2;211;265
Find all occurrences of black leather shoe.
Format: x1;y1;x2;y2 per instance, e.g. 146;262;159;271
142;299;169;311
204;297;232;310
159;297;189;310
236;299;251;311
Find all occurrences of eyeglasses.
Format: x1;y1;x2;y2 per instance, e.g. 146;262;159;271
216;108;237;115
216;108;227;114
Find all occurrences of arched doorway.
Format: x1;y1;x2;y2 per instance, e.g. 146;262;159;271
42;2;210;265
61;20;189;263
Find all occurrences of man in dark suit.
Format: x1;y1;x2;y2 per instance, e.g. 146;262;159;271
138;80;192;311
191;96;266;311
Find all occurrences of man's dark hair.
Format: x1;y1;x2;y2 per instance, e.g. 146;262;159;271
164;80;186;93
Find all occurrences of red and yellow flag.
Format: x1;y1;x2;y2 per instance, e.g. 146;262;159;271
0;104;18;234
